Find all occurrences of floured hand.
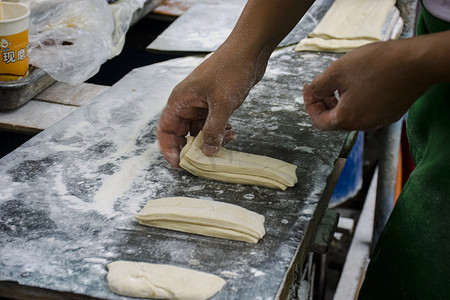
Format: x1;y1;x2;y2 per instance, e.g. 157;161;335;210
303;37;438;131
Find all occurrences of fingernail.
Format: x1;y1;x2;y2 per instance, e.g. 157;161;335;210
202;144;219;156
164;152;180;168
223;131;236;144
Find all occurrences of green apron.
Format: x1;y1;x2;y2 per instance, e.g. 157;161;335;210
358;4;450;300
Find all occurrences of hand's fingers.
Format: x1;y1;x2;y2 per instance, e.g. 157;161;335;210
322;95;338;110
309;65;340;99
306;103;338;131
157;105;191;168
223;129;236;145
156;128;183;167
303;83;338;131
303;62;345;131
310;105;338;131
190;120;205;137
202;98;236;156
157;86;212;166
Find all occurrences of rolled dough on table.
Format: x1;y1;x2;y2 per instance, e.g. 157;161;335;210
135;196;265;243
179;131;298;190
107;260;226;299
295;0;403;52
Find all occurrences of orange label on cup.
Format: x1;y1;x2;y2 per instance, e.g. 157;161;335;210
0;29;29;81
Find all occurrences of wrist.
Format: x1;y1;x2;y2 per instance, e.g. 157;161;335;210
412;31;450;85
213;39;271;85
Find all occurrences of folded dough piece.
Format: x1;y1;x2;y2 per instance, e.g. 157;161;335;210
295;0;403;53
135;197;265;243
107;260;226;300
295;37;371;53
179;131;298;190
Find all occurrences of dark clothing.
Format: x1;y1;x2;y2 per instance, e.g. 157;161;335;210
359;4;450;299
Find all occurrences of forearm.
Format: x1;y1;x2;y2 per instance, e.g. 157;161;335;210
215;0;314;77
414;30;450;84
303;30;450;131
157;0;315;165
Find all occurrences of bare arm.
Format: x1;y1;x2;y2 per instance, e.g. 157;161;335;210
303;30;450;131
157;0;315;167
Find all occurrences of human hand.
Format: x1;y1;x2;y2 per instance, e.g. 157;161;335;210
155;0;317;167
303;39;431;131
156;50;265;167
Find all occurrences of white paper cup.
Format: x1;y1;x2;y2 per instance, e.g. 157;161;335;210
0;2;30;81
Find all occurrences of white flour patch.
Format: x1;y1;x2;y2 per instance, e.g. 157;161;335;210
91;143;159;217
48;144;83;152
270;105;295;112
296;122;312;127
0;185;16;200
301;53;319;59
186;185;206;192
82;257;109;265
188;259;200;266
278;55;292;61
243;194;255;200
266;125;279;131
293;146;315;154
303;208;313;215
220;270;240;278
250;268;265;277
53;171;92;212
295;95;304;104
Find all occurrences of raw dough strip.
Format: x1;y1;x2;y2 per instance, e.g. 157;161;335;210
295;0;402;53
310;0;396;41
295;37;371;53
180;131;298;190
135;197;265;243
381;7;401;40
107;260;226;300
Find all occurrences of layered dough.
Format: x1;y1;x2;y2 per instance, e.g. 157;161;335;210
135;197;265;243
179;131;298;190
107;260;226;299
295;0;403;52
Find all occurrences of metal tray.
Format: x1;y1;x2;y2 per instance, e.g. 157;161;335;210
0;67;55;110
0;0;161;111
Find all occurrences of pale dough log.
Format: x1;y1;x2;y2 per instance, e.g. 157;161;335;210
295;37;372;53
107;260;226;300
295;0;401;53
135;197;265;243
310;0;396;40
179;131;298;190
382;6;401;40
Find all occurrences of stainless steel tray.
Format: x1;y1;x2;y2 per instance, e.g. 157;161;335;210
0;0;161;111
0;67;55;110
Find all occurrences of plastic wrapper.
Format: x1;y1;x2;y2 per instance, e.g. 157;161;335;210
27;0;113;85
110;0;146;57
25;0;146;85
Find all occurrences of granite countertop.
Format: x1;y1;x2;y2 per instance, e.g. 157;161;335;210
0;0;417;298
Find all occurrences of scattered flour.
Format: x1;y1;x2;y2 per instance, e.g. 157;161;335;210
91;143;160;217
293;146;315;154
295;96;304;104
301;54;319;59
270;105;295;112
243;194;255;200
250;268;266;277
220;270;240;278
